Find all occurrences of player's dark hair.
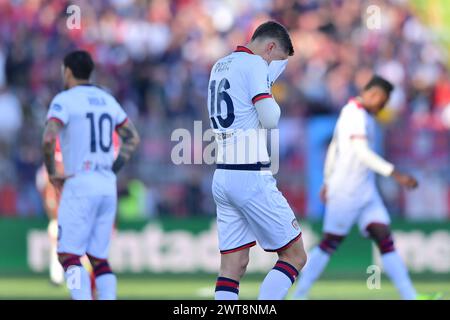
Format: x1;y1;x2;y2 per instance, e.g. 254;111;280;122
63;50;94;80
251;21;294;56
363;75;394;94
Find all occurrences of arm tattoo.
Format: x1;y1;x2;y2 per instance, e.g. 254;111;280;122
113;120;140;174
42;120;62;176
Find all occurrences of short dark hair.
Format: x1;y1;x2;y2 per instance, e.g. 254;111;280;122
364;75;394;94
251;21;294;56
63;50;94;80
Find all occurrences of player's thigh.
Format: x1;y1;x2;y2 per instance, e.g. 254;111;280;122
323;196;361;236
357;195;390;237
241;173;301;252
86;195;117;259
57;193;97;256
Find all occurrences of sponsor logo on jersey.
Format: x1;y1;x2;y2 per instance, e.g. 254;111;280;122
51;103;62;111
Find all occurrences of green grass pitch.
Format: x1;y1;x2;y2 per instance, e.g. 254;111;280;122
0;276;448;300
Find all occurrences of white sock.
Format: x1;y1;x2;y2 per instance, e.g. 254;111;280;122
293;247;330;298
65;265;92;300
258;261;298;300
96;273;117;300
215;277;239;300
381;251;417;300
49;242;64;285
48;219;64;285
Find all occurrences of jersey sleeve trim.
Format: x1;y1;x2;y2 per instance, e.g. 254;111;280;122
47;117;65;126
252;93;273;104
350;134;368;140
115;117;128;129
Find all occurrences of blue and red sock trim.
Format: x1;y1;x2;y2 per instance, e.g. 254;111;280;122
319;239;340;254
59;254;82;272
93;260;113;278
215;277;239;294
379;235;395;254
273;260;299;284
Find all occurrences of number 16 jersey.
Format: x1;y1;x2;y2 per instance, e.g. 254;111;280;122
46;84;128;196
207;46;273;165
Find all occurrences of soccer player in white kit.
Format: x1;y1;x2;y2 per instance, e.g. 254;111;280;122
208;21;307;300
42;51;140;300
292;76;430;300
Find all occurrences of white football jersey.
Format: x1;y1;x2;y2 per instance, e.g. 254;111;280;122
327;98;378;200
207;46;282;165
46;84;127;196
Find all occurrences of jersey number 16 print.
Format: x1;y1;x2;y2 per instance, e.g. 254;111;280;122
209;78;235;129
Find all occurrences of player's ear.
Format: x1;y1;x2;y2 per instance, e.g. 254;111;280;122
268;41;276;52
65;67;73;79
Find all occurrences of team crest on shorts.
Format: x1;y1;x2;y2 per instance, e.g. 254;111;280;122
292;219;299;230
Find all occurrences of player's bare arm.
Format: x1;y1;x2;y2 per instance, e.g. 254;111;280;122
350;137;418;189
390;170;418;189
112;119;140;173
42;119;72;191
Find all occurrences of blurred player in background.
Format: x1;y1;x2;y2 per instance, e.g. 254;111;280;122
41;50;139;300
208;21;307;300
36;134;121;290
293;76;440;300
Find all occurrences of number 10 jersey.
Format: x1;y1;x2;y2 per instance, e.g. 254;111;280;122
46;84;127;196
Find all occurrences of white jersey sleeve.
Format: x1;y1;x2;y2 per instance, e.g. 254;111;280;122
347;106;368;139
254;98;281;129
46;93;70;125
246;57;272;104
268;59;288;85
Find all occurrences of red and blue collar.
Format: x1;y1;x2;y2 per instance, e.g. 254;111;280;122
349;97;364;109
234;46;254;54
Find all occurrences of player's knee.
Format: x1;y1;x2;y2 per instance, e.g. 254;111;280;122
233;254;249;278
293;248;307;270
278;243;307;270
57;253;82;272
368;230;395;254
375;234;395;254
220;252;249;279
87;254;114;277
318;233;345;255
366;224;395;254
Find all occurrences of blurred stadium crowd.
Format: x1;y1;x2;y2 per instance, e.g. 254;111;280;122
0;0;449;220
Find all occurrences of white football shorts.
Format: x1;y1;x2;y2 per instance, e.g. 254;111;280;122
212;168;302;254
57;187;117;259
323;190;390;237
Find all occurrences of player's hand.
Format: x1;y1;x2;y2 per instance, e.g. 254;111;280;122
320;185;327;203
49;174;73;193
391;171;418;189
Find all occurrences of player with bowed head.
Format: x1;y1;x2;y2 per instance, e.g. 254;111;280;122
207;21;307;300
